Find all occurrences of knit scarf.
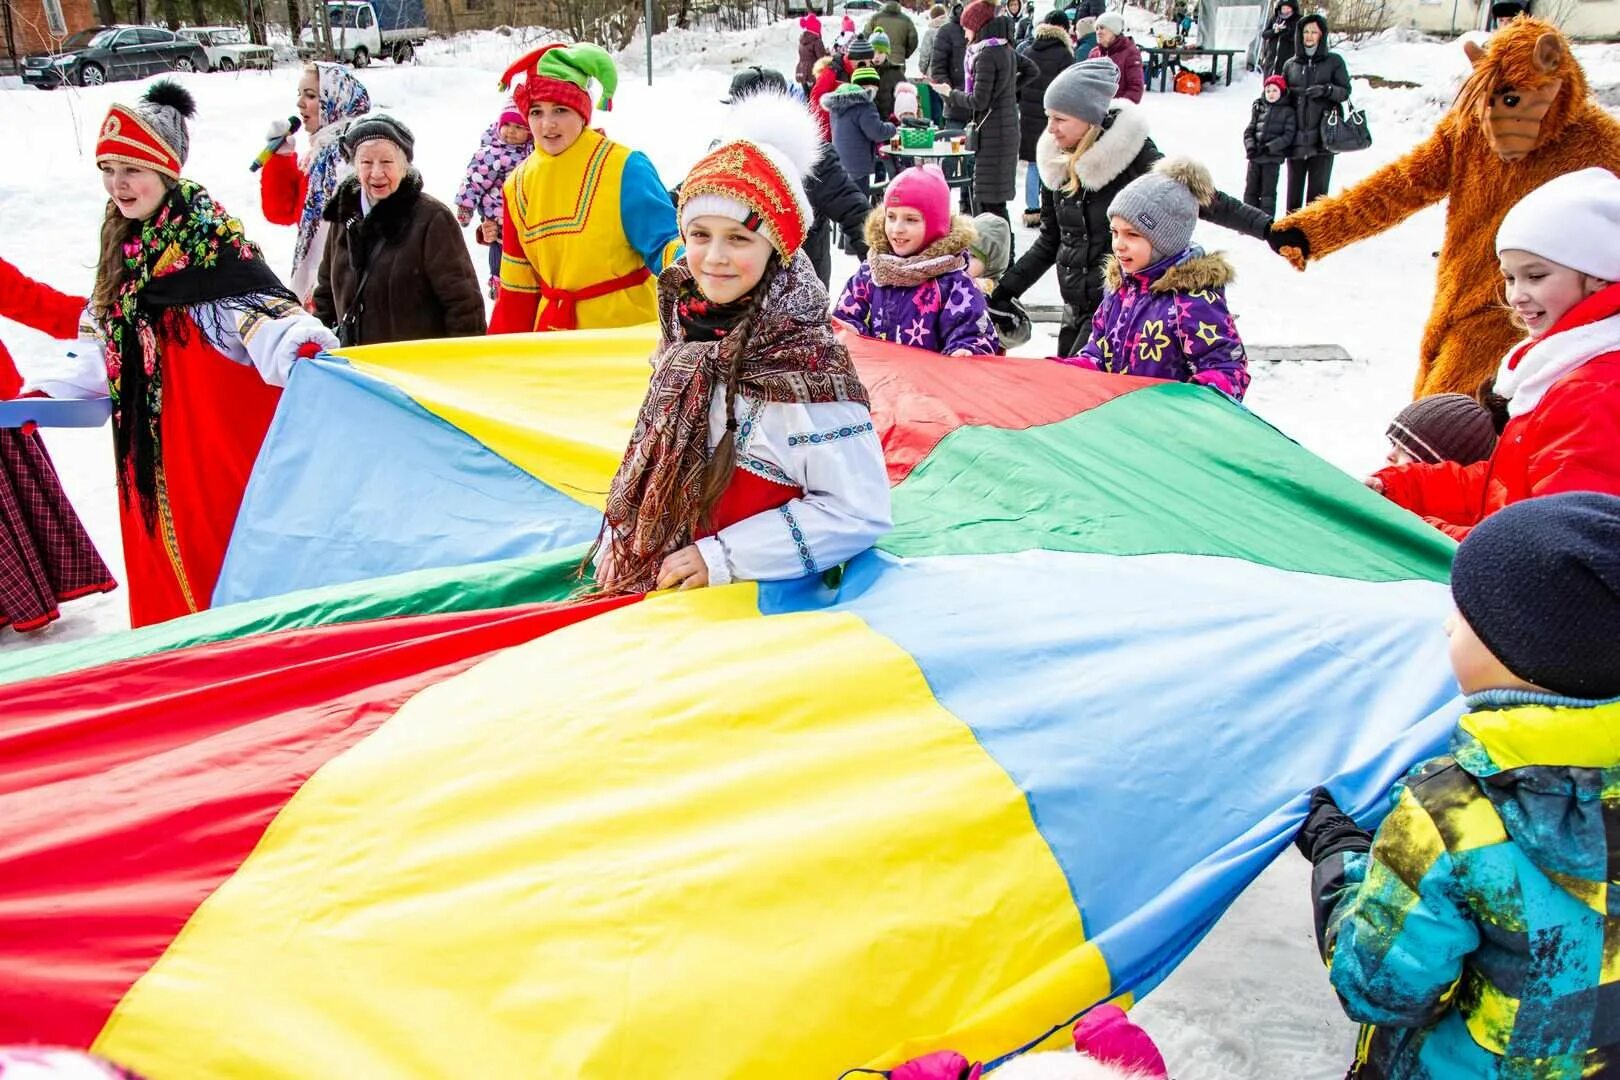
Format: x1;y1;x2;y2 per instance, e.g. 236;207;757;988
597;254;870;594
101;180;298;527
963;37;1006;96
293;63;372;292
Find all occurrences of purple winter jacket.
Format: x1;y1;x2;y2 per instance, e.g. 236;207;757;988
454;123;533;224
1065;247;1250;400
835;213;1001;355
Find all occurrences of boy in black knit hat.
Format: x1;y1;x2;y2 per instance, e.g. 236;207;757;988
1296;492;1620;1080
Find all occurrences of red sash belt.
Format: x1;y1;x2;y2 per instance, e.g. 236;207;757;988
534;265;653;331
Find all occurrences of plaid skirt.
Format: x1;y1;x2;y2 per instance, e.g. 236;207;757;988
0;427;116;633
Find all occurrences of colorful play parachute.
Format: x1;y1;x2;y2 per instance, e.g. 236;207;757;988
0;331;1464;1078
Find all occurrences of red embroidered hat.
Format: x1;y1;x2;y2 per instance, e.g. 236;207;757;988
96;81;195;181
679;90;820;259
498;42;618;125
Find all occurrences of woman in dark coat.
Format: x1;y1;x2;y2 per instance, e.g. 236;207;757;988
936;1;1021;231
990;60;1271;355
1282;12;1350;212
1017;12;1076;227
1259;0;1299;77
929;4;971;127
314;115;487;346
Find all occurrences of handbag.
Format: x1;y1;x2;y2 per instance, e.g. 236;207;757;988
1320;99;1372;154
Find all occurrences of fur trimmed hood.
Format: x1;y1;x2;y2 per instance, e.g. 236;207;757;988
825;82;879;112
864;209;975;258
863;210;975;286
1033;22;1074;47
1103;248;1235;293
1036;100;1151;192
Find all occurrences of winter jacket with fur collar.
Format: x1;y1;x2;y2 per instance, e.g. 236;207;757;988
996;102;1271;353
314;172;487;346
1017;24;1077;161
1068;247;1249;399
835;213;1001;355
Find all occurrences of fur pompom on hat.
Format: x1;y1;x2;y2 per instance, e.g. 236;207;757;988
680;89;821;257
1108;156;1215;263
96;80;195;181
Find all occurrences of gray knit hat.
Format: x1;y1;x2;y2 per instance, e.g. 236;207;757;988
1107;157;1215;263
341;114;415;162
969;212;1011;279
847;35;877;61
1043;58;1119;126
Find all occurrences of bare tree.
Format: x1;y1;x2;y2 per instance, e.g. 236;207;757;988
1325;0;1392;39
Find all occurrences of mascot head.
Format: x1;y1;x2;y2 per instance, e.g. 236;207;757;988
1457;17;1586;162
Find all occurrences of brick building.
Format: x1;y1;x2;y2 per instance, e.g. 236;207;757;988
4;0;99;60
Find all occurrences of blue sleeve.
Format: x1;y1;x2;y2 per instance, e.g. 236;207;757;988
937;271;999;355
1322;784;1479;1029
619;150;683;274
859;105;898;144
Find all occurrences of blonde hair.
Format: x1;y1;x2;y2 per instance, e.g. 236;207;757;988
1060;124;1105;196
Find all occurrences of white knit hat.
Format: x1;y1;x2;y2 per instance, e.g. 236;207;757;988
680;90;820;257
1495;167;1620;282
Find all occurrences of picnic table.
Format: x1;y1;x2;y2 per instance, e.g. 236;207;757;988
1140;46;1243;91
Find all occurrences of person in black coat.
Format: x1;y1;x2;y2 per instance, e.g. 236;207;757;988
1018;12;1077;227
990;61;1272;355
936;2;1022;231
1282;12;1350;212
1258;0;1299;77
928;4;971;126
1243;74;1297;217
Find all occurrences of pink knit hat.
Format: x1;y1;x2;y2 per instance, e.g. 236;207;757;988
801;11;822;33
1073;1005;1169;1079
498;96;525;127
884;165;952;247
842;13;855;31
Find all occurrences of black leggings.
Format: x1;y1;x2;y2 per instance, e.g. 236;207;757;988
1285;154;1334;213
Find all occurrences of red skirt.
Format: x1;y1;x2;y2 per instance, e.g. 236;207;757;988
0;428;116;633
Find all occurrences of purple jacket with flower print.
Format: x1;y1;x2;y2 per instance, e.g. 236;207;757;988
835;213;1000;355
1066;248;1249;400
454;122;533;224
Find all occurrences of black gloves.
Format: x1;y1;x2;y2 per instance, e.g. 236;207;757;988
1304;84;1329;99
1268;224;1310;260
1295;787;1373;864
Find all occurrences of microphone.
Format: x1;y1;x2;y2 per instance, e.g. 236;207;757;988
250;116;302;172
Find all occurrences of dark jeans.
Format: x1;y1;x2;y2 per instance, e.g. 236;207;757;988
487;239;502;279
1285;153;1334;213
1244;160;1281;217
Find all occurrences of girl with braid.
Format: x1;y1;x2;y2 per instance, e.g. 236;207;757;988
593;91;891;595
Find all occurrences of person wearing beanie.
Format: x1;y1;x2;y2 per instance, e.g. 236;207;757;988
454;98;535;299
1372;168;1620;539
929;3;1024;240
825;65;898;199
1296;493;1620;1080
967;210;1011;288
993;58;1268;354
260;62;372;306
595;90;889;595
918;3;951;111
864;0;920;74
90;81;338;628
488;43;682;333
798;12;829;91
846;34;878;64
1384;393;1497;467
866;28;906;118
1088;11;1143;102
1016;10;1078;227
1241;74;1296;216
1065;157;1251;399
836;165;1001;355
894;79;921;119
315;114;486;347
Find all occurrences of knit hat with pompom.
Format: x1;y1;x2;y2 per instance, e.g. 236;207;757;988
96;80;195;181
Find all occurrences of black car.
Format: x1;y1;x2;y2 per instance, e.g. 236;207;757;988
21;25;209;88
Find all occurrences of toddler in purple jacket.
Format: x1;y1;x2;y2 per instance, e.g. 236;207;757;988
454;100;534;299
1066;158;1250;400
835;166;1000;356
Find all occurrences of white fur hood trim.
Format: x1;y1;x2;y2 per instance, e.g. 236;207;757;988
1035;99;1152;193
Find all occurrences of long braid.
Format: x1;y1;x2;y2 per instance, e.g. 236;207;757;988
697;255;780;526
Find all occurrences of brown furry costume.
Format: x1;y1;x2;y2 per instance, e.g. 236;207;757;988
1274;19;1620;398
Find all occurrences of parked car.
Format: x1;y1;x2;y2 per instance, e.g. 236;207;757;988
298;0;429;66
21;25;208;88
177;26;275;71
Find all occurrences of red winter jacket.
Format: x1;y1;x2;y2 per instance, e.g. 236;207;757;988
259;148;309;226
1089;34;1144;103
0;257;87;400
1375;283;1620;541
810;58;851;142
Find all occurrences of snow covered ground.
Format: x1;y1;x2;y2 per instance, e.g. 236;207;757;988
2;17;1617;1077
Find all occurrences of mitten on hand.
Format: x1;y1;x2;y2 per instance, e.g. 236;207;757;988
890;1051;984;1080
1294;786;1373;864
1268;224;1310;268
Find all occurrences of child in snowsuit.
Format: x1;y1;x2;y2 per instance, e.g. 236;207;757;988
1296;490;1620;1080
1242;75;1296;217
1371;168;1620;539
836;166;1000;355
967;210;1011;293
825;65;897;199
1067;158;1250;400
593;90;890;595
1384;392;1497;468
796;13;829;92
455;101;534;300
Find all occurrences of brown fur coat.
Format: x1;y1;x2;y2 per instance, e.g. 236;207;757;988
1276;18;1620;398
